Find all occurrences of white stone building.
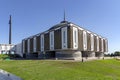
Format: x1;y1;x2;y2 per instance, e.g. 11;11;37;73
0;44;15;54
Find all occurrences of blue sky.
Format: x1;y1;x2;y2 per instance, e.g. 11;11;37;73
0;0;120;53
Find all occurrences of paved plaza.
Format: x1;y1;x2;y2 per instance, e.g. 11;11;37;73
0;69;22;80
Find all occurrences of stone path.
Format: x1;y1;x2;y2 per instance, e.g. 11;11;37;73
0;69;22;80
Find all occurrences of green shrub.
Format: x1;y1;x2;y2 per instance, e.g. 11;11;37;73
0;54;10;60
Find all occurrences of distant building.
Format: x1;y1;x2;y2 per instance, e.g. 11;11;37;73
0;43;23;57
22;20;108;60
0;44;15;54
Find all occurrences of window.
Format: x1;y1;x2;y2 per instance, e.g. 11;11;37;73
83;31;87;50
74;31;77;43
42;37;44;46
27;39;30;53
62;27;67;49
91;34;94;51
22;41;25;53
33;37;36;52
63;31;66;43
50;31;54;50
51;34;53;45
73;27;78;49
101;39;103;52
96;36;99;51
105;39;108;52
41;34;44;51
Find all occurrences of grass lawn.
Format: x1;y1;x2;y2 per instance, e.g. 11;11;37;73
0;59;120;80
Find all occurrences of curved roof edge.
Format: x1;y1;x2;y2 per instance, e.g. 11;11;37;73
22;21;107;40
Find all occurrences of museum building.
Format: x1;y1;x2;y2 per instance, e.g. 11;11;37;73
22;20;108;60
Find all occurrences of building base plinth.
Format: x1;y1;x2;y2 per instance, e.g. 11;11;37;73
55;50;82;60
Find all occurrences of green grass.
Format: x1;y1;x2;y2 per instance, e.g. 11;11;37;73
0;59;120;80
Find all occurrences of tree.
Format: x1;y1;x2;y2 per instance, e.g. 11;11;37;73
114;51;120;56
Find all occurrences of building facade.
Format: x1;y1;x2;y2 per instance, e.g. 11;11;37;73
0;44;15;54
14;43;23;57
22;21;108;60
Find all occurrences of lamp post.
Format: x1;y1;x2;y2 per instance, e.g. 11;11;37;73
81;53;84;62
9;15;12;45
9;15;12;55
